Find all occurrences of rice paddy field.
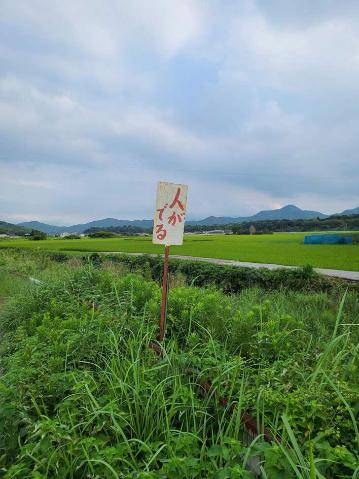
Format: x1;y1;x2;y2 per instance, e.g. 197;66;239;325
0;249;358;478
1;232;358;271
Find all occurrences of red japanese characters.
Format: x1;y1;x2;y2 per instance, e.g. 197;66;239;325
153;182;188;246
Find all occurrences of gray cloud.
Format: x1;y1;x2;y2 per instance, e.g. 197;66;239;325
0;0;358;224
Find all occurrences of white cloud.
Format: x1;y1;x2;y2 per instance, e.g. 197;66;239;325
222;7;359;92
0;0;358;223
118;0;208;58
0;73;211;169
1;0;207;59
112;108;208;158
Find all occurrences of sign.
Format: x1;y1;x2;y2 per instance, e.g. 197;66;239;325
153;181;188;245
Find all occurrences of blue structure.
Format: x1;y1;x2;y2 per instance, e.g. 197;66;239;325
304;234;352;245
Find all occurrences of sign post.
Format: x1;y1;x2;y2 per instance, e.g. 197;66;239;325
153;181;188;341
159;244;170;341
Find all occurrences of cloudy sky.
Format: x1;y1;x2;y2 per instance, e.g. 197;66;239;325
1;0;359;225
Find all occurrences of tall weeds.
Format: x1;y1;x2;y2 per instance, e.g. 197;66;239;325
0;251;358;478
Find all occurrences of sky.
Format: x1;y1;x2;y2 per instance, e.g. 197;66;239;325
1;0;359;225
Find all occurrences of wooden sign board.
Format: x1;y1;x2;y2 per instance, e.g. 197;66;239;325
153;181;188;245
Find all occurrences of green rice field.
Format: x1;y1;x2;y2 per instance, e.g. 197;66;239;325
1;232;358;271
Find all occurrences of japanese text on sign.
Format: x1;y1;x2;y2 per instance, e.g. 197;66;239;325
153;182;188;245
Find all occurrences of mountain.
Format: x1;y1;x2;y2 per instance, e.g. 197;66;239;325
189;204;328;226
249;204;328;221
18;221;65;235
339;206;359;216
0;221;30;236
18;218;153;234
17;204;358;233
187;216;234;226
67;218;153;233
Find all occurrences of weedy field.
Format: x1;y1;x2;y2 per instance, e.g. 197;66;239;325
0;250;358;478
1;232;359;271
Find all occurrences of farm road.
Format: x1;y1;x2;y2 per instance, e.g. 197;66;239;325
103;252;359;281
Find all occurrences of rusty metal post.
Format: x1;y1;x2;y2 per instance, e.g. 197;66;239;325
159;245;170;341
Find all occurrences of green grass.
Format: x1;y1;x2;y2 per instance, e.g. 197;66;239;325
0;250;358;478
0;270;28;307
1;232;358;270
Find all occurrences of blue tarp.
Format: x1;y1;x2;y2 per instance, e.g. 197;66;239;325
304;234;352;245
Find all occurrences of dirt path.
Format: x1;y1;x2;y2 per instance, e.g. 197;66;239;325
102;252;359;281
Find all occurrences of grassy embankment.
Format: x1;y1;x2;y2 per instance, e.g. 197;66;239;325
1;232;359;270
0;249;358;478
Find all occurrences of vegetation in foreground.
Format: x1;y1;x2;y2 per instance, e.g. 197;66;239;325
1;231;359;270
0;250;358;478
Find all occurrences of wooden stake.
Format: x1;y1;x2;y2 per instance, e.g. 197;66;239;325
159;245;170;341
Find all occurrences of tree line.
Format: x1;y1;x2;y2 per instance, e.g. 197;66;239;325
184;214;359;234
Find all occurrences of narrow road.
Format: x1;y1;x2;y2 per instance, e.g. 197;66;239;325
102;252;359;281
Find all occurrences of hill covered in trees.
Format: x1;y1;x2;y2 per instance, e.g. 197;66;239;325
0;221;30;236
184;214;359;234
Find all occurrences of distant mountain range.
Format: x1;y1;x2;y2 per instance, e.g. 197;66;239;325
18;218;153;235
12;204;358;234
188;204;329;226
339;206;359;216
0;221;29;235
17;218;153;235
